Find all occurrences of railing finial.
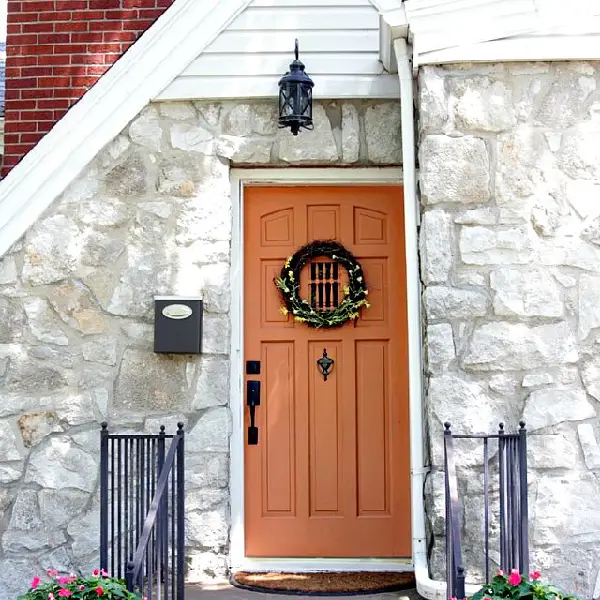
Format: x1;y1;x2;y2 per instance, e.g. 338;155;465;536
177;422;184;431
444;421;452;432
519;420;526;430
101;422;108;430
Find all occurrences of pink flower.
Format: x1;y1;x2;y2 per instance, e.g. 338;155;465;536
100;569;109;577
93;570;99;576
96;587;104;596
79;586;85;591
58;589;72;597
48;594;54;600
48;570;59;577
497;570;504;577
508;569;522;586
31;577;41;589
58;577;73;585
530;571;541;581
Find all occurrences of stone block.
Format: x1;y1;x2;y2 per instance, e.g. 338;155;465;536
115;349;192;413
23;297;69;346
193;356;230;409
187;408;231;453
450;76;516;132
0;297;24;342
82;338;118;366
463;321;578;371
418;67;448;133
527;430;579;469
341;104;359;163
578;423;600;470
129;107;164;152
490;268;563;317
426;323;455;375
420;210;453;284
460;226;533;265
522;389;594;430
170;122;214;154
278;104;338;163
495;129;552;204
0;419;24;461
364;102;401;164
49;282;106;334
26;435;98;492
424;286;488;319
579;274;600;339
222;102;278;136
104;151;150;197
23;215;82;285
158;101;197;121
420;135;490;205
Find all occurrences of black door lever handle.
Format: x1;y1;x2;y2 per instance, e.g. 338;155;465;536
247;380;261;445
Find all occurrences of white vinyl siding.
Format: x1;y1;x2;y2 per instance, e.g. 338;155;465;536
157;0;400;101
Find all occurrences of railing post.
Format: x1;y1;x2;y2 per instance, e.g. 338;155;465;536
100;422;109;571
176;422;185;600
518;421;529;576
498;422;506;571
125;560;135;593
444;423;452;600
157;425;166;583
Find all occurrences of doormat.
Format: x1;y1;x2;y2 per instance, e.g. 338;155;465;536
230;571;416;596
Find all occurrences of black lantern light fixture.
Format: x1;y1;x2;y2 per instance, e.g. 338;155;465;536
278;39;314;135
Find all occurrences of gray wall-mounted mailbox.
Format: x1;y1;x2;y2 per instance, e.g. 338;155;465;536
154;297;203;354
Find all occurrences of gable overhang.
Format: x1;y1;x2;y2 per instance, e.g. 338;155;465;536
0;0;406;259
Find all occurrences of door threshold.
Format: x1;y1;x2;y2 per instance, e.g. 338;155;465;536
235;557;414;573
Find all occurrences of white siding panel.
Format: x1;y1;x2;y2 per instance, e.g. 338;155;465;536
162;0;393;101
156;74;400;101
204;30;380;53
229;6;379;30
187;53;384;76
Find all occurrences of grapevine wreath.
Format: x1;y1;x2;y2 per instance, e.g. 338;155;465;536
275;240;370;328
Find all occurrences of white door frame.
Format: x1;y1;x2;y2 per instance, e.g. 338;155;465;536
229;167;418;573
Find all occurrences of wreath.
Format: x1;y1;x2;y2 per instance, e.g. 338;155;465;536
275;240;370;328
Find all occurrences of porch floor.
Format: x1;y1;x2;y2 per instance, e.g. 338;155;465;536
186;583;421;600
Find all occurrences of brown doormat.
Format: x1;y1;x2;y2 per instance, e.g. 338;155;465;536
231;571;416;596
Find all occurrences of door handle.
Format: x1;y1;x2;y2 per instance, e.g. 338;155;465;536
246;380;261;445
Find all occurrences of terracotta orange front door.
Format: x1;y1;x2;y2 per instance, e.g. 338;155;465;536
243;185;411;558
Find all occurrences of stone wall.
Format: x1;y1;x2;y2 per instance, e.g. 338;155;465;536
419;61;600;597
0;99;401;600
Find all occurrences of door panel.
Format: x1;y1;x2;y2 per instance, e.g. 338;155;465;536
244;185;410;558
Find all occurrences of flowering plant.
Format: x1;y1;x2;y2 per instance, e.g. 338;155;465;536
471;569;580;600
18;569;143;600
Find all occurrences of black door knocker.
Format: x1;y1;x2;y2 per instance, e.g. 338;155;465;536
317;348;334;382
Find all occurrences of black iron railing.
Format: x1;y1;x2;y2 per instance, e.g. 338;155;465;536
444;421;529;599
100;423;185;600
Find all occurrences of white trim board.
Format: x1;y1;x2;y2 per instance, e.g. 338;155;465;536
416;33;600;67
228;167;419;573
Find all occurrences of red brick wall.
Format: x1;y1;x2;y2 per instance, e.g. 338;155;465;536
2;0;175;175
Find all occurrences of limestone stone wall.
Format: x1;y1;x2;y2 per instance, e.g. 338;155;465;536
0;99;401;600
419;61;600;597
